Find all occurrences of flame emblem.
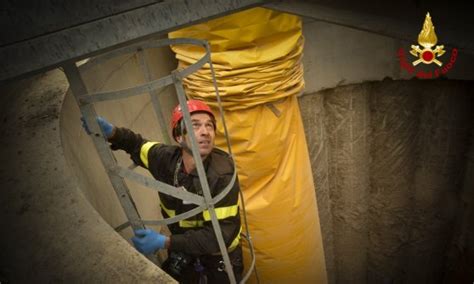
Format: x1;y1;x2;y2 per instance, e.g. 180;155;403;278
410;13;445;66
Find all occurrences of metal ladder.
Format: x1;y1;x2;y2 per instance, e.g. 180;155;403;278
63;37;256;284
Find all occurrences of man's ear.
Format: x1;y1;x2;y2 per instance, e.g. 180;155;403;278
176;136;183;143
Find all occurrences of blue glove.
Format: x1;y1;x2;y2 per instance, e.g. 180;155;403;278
81;116;114;138
132;229;166;254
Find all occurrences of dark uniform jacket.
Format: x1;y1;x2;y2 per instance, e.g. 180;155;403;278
109;127;242;257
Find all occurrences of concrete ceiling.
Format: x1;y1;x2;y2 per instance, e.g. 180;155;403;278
1;0;473;82
0;0;269;82
266;0;474;51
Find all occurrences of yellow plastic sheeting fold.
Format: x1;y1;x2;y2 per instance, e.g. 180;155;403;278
215;97;327;283
169;7;327;283
169;8;301;69
169;7;304;111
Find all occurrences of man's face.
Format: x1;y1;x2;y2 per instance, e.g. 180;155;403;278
180;112;215;158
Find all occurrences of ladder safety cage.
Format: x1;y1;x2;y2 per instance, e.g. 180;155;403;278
63;37;255;284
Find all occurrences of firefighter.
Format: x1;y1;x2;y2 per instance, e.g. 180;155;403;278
82;100;243;283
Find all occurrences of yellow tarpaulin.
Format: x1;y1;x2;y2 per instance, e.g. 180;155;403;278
169;7;327;283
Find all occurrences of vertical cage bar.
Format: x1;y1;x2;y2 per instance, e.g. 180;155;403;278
63;61;159;265
136;48;172;144
172;71;237;284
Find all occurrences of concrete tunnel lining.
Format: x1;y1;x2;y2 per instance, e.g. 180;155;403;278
300;79;474;283
0;67;176;282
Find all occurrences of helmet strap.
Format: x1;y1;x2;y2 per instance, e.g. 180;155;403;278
178;120;193;154
179;140;193;155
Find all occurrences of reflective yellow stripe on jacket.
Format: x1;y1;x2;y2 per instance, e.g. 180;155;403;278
140;142;159;168
160;203;175;218
160;204;242;227
203;205;239;221
203;205;240;250
160;203;205;228
228;226;242;252
160;203;241;250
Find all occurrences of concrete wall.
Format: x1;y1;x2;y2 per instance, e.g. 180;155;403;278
300;80;474;283
0;65;176;282
0;34;180;281
61;43;178;240
300;19;474;284
301;19;474;94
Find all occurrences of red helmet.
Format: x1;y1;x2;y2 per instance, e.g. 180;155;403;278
171;100;215;139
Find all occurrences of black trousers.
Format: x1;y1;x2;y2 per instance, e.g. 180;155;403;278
162;246;244;284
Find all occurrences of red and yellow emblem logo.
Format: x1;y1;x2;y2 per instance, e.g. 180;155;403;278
398;12;457;78
410;13;445;66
